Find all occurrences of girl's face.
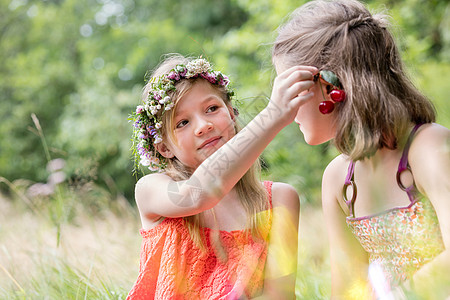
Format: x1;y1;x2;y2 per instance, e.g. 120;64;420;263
274;57;338;145
158;80;236;170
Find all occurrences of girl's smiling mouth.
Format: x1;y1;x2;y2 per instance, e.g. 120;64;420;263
198;136;221;149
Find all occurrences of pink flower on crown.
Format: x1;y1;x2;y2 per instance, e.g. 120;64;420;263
148;157;160;171
223;75;230;85
153;93;162;101
167;71;180;81
202;72;216;84
136;105;144;114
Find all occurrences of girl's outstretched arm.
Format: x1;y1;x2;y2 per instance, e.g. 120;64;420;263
322;155;370;299
408;123;450;296
136;66;318;221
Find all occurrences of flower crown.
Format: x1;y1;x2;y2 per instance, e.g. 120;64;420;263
130;58;233;172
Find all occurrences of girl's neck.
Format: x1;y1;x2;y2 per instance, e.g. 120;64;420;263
360;123;414;170
362;147;401;171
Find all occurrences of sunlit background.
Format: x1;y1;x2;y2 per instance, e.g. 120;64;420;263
1;0;449;298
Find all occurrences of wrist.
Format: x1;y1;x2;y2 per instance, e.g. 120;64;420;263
258;105;293;131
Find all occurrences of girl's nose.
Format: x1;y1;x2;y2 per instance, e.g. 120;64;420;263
195;119;213;136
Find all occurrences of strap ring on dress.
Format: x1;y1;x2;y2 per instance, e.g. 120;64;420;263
342;180;357;206
396;166;414;192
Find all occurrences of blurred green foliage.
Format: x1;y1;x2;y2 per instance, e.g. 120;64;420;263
0;0;449;204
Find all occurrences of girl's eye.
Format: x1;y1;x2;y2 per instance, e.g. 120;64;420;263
207;105;218;113
176;120;188;129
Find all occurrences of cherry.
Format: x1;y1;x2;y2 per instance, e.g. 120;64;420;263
330;89;346;102
319;101;335;114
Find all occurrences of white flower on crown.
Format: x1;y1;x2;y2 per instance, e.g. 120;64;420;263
165;103;174;111
159;96;170;104
155;122;162;129
185;59;211;78
140;156;151;166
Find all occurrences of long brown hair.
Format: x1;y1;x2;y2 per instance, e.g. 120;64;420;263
273;0;435;160
142;54;269;250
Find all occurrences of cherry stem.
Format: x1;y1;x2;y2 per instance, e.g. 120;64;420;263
318;77;327;101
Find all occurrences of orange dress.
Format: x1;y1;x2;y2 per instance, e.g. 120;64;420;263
127;181;273;300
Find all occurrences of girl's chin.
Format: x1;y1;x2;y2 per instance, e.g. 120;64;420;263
304;136;332;146
300;127;334;145
301;132;319;145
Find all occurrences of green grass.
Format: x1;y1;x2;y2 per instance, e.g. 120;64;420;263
0;184;140;300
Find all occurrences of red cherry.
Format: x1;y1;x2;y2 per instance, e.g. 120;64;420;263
319;101;335;114
330;89;346;102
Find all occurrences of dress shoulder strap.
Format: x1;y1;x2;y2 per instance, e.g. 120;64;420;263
263;181;273;209
396;123;424;201
343;161;357;217
397;123;423;172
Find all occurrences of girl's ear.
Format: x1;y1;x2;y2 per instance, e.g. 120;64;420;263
227;105;236;122
155;142;174;158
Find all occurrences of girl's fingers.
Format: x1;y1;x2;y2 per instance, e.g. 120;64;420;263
274;66;317;96
282;79;315;101
276;70;313;90
278;65;318;80
290;90;315;108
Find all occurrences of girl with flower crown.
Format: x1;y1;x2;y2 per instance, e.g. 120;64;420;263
126;54;318;299
272;0;450;298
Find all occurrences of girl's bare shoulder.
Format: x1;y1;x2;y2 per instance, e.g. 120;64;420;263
136;172;172;186
411;123;449;149
409;123;450;183
270;182;300;210
134;173;173;203
322;154;351;209
323;154;350;183
409;123;449;165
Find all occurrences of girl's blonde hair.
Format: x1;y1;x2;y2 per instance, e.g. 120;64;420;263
273;0;435;160
142;54;269;250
